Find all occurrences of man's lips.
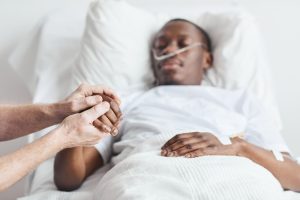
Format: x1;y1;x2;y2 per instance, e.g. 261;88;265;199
159;58;183;70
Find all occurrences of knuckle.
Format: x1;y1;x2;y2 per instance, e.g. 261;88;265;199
178;140;184;145
174;134;181;140
78;113;87;122
79;83;88;92
185;144;193;150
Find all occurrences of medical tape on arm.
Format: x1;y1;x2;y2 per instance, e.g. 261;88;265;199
271;149;284;162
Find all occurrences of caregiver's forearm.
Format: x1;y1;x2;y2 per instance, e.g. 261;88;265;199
0;127;66;191
238;139;300;191
0;103;70;141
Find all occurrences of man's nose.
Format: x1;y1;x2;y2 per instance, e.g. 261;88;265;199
162;42;178;55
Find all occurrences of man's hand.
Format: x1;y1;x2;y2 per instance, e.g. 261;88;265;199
93;95;122;136
57;102;112;148
161;132;223;158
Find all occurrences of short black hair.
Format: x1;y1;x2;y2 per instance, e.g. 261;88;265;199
166;18;212;52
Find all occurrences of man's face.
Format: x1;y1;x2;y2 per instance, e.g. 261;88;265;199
152;21;212;85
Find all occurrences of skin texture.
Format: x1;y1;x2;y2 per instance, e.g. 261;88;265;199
0;83;121;191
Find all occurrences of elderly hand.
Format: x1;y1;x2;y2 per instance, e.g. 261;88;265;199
57;83;122;136
161;132;223;157
58;102;112;148
63;83;121;114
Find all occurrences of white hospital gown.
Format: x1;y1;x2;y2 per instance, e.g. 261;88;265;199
95;85;289;164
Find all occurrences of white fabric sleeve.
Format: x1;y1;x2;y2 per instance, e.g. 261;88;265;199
94;136;113;164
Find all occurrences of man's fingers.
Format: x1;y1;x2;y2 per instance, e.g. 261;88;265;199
99;115;119;136
105;109;118;124
185;149;205;158
81;102;110;122
184;145;233;158
162;133;195;149
164;137;205;152
172;141;211;156
99;115;114;127
110;101;122;118
93;119;112;133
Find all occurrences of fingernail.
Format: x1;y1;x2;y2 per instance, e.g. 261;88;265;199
185;154;191;158
112;128;118;136
168;152;174;157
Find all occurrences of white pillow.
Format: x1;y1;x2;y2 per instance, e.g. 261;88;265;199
72;0;169;93
198;12;281;127
72;0;281;126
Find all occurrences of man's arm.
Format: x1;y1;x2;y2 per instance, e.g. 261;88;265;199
161;132;300;192
197;138;300;191
54;147;103;191
0;102;110;191
233;139;300;191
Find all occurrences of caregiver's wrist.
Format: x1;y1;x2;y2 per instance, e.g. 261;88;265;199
48;101;74;124
50;125;71;150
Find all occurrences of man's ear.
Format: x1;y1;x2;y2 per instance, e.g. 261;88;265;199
202;52;213;70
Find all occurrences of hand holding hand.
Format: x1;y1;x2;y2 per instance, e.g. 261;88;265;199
58;102;112;148
61;83;121;116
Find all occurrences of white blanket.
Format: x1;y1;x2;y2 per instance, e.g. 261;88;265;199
95;135;287;200
91;86;297;200
20;87;300;199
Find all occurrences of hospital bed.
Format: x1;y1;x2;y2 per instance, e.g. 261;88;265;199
5;0;300;199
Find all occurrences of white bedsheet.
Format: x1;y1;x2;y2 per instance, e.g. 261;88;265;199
96;145;287;200
18;157;300;200
18;158;111;200
19;86;300;199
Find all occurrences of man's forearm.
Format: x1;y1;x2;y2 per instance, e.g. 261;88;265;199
0;127;66;191
54;148;87;191
0;103;69;141
238;140;300;191
54;147;103;191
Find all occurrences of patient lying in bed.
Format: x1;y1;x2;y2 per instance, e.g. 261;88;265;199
54;19;300;199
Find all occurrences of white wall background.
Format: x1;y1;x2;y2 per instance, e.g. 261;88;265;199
0;0;299;199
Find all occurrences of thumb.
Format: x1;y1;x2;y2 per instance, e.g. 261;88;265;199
76;95;103;111
81;102;110;122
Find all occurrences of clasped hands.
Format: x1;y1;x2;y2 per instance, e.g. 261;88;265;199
57;84;122;148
